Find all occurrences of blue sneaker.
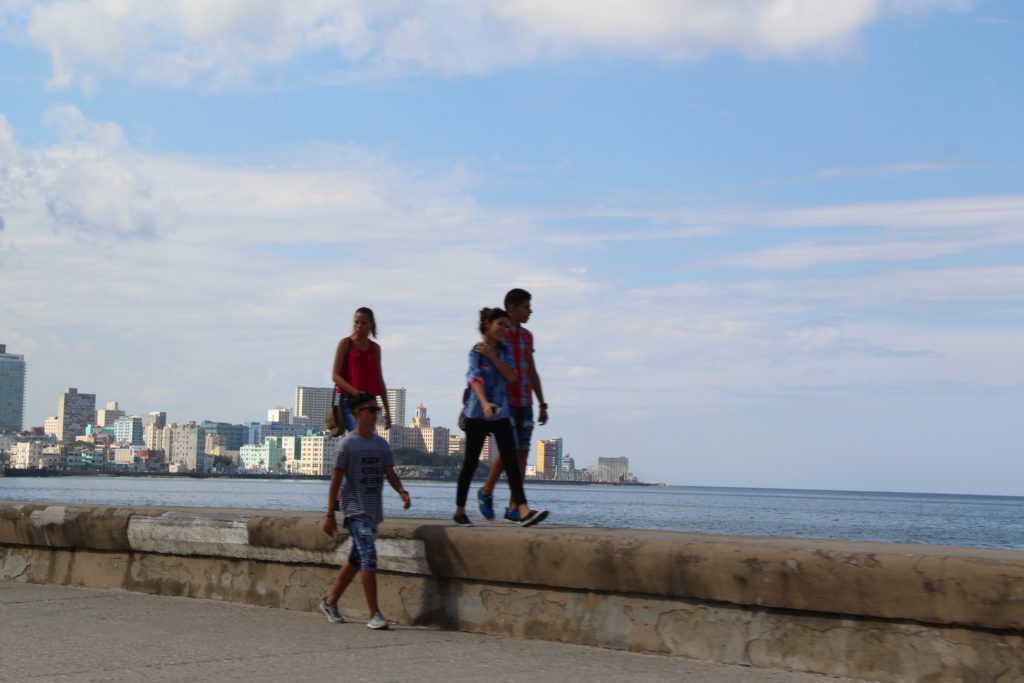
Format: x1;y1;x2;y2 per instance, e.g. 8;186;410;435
477;489;495;520
503;509;521;523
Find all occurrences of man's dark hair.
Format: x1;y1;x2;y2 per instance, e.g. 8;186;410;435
504;288;531;309
349;392;378;412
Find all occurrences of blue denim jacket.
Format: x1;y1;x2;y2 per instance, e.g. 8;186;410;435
463;343;515;421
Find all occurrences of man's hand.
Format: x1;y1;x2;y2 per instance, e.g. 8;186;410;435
399;491;411;510
538;404;549;425
322;513;337;536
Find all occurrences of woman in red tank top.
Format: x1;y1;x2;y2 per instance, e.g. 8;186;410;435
332;307;392;431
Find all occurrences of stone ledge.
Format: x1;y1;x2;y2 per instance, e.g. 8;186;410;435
2;500;1023;633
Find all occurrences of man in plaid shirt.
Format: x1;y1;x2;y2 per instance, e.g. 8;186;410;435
477;288;549;522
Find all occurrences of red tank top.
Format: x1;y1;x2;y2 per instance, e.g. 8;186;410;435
339;339;385;395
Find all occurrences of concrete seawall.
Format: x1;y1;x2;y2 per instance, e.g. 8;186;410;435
1;501;1022;682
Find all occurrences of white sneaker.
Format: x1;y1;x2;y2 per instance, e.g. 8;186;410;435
319;598;344;624
367;612;390;630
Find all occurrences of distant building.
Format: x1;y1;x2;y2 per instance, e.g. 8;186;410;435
379;388;407;428
536;438;563;480
240;440;285;473
448;435;465;459
295;386;334;429
43;416;60;439
57;388;96;443
597;456;632;483
95;401;125;428
267;407;292;424
199;420;249;450
376;403;449;455
165;423;208;473
113;416;143;446
0;344;26;433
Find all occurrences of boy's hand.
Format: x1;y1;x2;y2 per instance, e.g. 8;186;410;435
399;490;411;510
538;404;549;425
322;513;338;536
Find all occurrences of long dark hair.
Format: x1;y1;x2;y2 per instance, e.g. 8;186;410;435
478;307;508;335
353;307;378;338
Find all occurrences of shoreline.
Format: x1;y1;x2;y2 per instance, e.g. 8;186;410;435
1;467;663;486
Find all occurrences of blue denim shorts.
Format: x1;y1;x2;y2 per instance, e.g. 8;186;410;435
339;396;357;432
345;518;378;572
508;404;534;450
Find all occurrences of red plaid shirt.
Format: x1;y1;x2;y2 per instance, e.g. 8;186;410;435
505;325;534;407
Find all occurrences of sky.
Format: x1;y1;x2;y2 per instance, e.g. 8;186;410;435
1;1;1022;495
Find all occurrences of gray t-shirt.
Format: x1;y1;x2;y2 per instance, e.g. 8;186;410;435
334;432;395;530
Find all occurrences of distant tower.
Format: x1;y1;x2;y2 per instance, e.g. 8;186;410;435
379;387;406;428
537;437;563;480
0;344;26;432
96;401;126;428
57;388;96;443
411;403;430;428
294;386;334;425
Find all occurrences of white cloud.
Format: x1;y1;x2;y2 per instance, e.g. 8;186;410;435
1;0;971;89
3;106;1021;493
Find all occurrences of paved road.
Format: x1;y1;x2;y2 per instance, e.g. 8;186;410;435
0;582;865;682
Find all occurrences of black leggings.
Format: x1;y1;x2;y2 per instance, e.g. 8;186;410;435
457;417;527;508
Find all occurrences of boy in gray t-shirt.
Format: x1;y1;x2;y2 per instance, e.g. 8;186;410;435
321;393;411;630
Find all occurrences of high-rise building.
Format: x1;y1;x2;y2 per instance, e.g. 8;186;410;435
57;388;96;443
113;416;144;446
166;423;208;472
536;437;563;480
378;387;406;428
294;386;334;428
0;344;26;433
95;401;125;428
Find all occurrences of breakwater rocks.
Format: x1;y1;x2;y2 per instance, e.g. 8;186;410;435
1;501;1022;682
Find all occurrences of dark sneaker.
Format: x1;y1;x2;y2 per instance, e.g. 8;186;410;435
452;512;473;526
519;509;549;528
367;612;390;630
503;509;521;523
319;598;344;624
477;488;495;520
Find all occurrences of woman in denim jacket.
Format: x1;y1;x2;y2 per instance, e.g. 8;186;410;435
453;307;548;528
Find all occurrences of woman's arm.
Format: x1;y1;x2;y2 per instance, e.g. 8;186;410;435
475;343;516;381
470;379;495;419
376;343;392;429
331;338;358;395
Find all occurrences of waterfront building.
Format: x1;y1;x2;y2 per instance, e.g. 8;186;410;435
448;435;465;459
294;386;334;428
239;440;285;473
12;441;43;469
165;423;208;473
43;416;60;439
199;420;249;450
251;421;312;446
57;388;96;443
95;401;125;428
66;449;105;472
295;434;340;476
113;416;144;446
536;438;563;480
596;456;633;483
0;344;26;433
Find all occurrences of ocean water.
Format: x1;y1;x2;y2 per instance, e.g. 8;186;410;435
2;476;1022;550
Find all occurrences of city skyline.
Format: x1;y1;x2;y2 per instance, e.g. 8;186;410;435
1;2;1022;494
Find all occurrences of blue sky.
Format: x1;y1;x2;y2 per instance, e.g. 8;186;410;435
1;1;1022;494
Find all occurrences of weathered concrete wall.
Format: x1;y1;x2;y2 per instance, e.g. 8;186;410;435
1;501;1022;682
